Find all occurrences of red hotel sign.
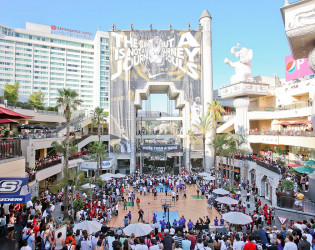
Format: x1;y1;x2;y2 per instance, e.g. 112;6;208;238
50;25;93;37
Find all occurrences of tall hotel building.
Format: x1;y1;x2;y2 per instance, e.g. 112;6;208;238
0;22;110;110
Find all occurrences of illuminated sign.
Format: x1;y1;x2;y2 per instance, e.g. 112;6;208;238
50;25;93;39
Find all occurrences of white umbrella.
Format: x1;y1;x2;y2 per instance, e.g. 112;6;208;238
215;196;238;205
100;173;116;179
100;175;112;181
222;212;253;225
203;176;215;181
115;173;126;178
212;188;230;195
81;183;96;189
123;223;153;237
73;220;102;234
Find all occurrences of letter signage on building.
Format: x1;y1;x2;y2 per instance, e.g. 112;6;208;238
140;144;181;153
0;177;31;203
285;55;313;81
109;30;202;153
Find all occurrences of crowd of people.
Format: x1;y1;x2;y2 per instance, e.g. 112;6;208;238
0;171;314;250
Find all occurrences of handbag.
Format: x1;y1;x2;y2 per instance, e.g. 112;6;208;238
45;238;51;250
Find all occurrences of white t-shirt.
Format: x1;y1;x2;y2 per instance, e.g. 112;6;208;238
20;246;32;250
283;241;298;250
135;245;149;250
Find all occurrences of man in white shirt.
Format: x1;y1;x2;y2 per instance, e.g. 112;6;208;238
233;235;245;250
283;235;298;250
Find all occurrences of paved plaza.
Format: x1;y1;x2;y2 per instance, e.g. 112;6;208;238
106;183;222;228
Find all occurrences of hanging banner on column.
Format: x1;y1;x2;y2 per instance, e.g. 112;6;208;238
109;30;202;153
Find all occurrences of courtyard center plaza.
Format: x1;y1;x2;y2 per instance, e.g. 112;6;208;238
0;0;315;250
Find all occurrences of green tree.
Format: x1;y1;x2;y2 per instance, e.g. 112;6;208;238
29;90;45;109
56;88;82;218
92;107;108;176
92;107;107;142
89;141;107;177
186;129;197;172
212;133;228;186
52;169;86;219
193;113;212;171
224;133;245;191
4;82;19;103
207;100;225;132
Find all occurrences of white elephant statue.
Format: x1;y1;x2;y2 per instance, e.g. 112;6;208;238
224;43;253;84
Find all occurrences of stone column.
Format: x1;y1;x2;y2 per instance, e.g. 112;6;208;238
233;97;251;150
200;9;214;172
130;101;136;174
183;103;191;171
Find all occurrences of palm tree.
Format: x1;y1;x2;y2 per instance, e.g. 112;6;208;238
51;139;78;217
89;141;107;177
92;107;107;176
52;169;86;220
92;107;107;142
56;88;82;218
208;100;225;169
186;129;196;172
207;100;225;131
225;133;246;191
193;113;212;171
212;133;228;187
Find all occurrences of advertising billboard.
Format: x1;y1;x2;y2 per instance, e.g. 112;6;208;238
0;177;31;203
109;30;202;153
285;55;313;81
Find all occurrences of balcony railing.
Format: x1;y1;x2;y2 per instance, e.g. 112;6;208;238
234;155;281;174
277;196;315;214
248;101;311;112
0;138;22;159
249;130;315;137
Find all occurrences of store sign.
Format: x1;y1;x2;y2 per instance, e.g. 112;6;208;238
285;55;313;81
0;177;31;204
51;25;93;38
140;144;181;153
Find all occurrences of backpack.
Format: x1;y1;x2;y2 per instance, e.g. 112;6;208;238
146;238;151;248
256;243;263;250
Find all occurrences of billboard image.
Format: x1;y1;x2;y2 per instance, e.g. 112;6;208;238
285;55;313;81
109;30;202;153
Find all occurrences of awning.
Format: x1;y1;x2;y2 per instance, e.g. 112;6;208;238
0;107;31;119
275;121;292;126
291;121;310;125
288;163;305;167
0;119;19;124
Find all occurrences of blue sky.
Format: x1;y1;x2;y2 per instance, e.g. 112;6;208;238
0;0;293;111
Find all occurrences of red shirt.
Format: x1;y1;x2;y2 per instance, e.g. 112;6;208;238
244;242;257;250
188;235;197;250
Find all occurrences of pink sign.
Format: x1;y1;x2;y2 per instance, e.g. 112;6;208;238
285;55;313;81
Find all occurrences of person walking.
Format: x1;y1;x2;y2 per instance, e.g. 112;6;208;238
138;208;144;223
136;197;140;209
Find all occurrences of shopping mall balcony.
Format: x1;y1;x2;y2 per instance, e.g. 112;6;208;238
248;129;315;148
0;138;26;178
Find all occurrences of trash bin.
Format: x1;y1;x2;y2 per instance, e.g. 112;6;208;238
247;203;250;208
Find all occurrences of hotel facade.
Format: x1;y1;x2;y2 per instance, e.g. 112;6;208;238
0;22;110;110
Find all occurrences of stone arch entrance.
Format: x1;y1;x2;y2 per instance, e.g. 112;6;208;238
131;82;192;174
